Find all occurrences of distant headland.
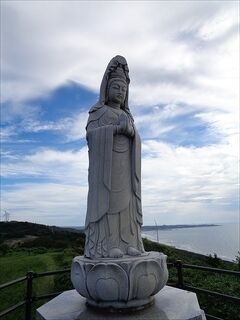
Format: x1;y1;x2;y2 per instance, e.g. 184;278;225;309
141;224;219;231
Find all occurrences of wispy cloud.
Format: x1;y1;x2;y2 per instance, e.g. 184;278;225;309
1;147;88;183
134;103;230;147
1;1;238;110
1;82;93;143
2;183;88;226
1;1;239;225
20;111;88;141
1;137;238;225
141;140;238;224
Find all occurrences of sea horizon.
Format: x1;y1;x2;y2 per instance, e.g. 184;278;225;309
142;222;239;262
65;222;239;262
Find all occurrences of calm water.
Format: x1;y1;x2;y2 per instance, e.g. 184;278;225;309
142;223;240;261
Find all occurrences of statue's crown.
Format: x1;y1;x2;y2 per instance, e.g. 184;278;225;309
109;66;127;82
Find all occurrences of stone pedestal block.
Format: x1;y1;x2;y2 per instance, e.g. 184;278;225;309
71;251;168;310
36;286;206;320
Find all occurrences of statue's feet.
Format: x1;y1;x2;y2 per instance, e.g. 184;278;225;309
127;247;141;256
109;248;124;258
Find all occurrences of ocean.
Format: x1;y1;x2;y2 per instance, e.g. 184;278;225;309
142;223;240;262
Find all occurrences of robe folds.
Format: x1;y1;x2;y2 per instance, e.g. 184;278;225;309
84;105;144;258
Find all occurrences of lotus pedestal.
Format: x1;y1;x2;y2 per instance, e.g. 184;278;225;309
71;251;168;310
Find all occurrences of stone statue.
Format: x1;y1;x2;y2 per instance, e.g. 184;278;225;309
84;55;144;259
71;56;168;311
38;56;206;320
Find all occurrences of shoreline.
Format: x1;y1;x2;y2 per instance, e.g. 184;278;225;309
142;224;219;231
142;233;236;263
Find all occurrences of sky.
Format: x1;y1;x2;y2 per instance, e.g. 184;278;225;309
1;0;239;227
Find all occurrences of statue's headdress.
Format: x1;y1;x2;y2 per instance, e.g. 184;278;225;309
89;55;133;121
106;55;130;83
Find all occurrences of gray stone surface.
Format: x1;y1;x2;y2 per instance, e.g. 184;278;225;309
36;286;206;320
71;251;168;309
84;55;144;259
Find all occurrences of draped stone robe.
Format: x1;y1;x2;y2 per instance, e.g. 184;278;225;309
84;104;144;258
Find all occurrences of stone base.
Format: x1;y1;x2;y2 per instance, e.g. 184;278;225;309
36;286;206;320
71;251;168;309
86;296;154;312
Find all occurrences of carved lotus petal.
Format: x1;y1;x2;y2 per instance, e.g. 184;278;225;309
129;255;168;300
86;263;128;301
71;252;168;309
71;261;90;299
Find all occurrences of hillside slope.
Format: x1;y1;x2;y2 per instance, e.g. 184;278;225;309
0;221;85;249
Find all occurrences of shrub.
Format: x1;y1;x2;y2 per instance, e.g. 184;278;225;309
206;253;221;268
0;243;9;255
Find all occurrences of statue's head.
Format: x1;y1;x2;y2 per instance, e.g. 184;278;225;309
106;58;129;107
89;55;133;120
107;78;127;107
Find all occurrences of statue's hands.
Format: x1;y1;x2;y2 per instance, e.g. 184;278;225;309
123;116;135;137
126;119;135;137
113;114;127;135
114;114;135;137
119;114;128;133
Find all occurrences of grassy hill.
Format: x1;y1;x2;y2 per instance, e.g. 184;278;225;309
0;221;83;241
0;221;85;251
0;221;239;320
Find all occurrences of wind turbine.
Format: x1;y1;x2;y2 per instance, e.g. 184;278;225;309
3;210;10;222
154;218;159;243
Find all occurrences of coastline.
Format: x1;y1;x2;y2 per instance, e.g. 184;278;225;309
142;232;236;263
142;224;219;231
141;223;239;262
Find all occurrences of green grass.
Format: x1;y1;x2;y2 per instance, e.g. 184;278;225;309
0;249;76;320
1;239;239;320
0;251;56;282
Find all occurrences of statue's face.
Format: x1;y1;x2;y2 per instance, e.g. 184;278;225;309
108;80;127;105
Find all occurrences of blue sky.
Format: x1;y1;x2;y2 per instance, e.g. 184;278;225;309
1;1;239;226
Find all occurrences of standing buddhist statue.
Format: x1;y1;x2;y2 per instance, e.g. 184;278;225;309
84;55;144;259
71;56;168;311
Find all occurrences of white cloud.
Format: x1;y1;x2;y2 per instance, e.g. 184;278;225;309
22;111;88;141
2;183;88;226
141;140;238;224
1;0;239;225
1;0;238;113
134;103;199;140
1;137;238;225
197;9;238;41
1;1;238;148
64;112;88;141
0;126;17;142
1;147;88;183
1;106;88;142
1;147;89;225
